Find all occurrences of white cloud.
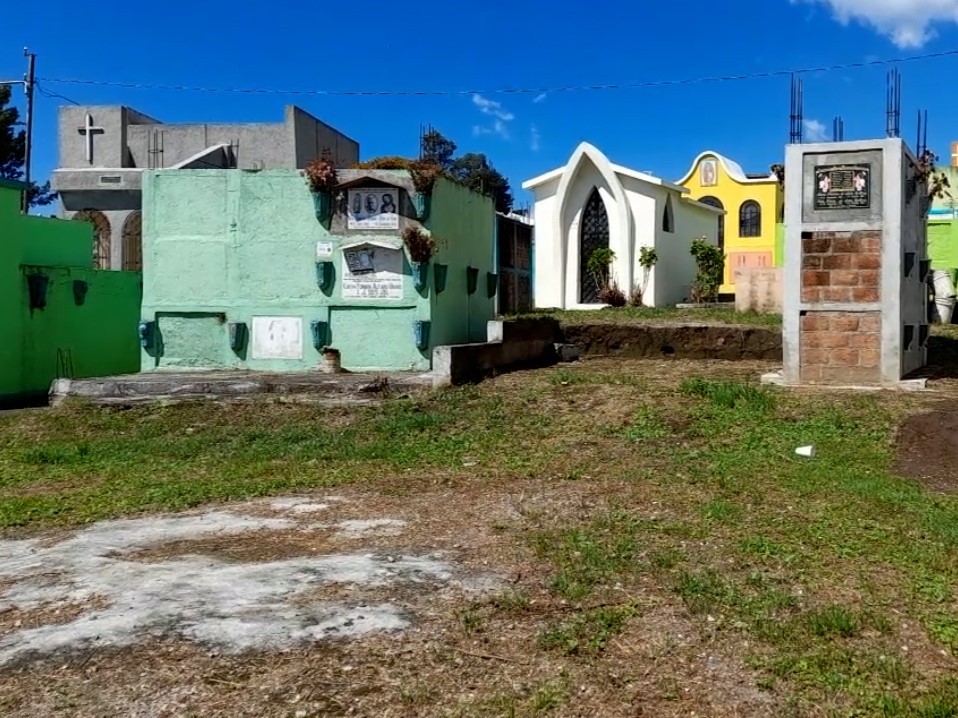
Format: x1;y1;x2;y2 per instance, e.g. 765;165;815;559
472;119;510;140
472;93;514;121
530;125;541;152
794;0;958;48
471;94;514;139
804;118;830;142
533;93;547;104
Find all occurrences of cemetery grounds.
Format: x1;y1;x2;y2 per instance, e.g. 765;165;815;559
2;312;958;717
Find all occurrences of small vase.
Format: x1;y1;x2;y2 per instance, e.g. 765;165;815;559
466;266;479;295
411;261;428;291
312;192;332;221
414;192;431;222
413;320;430;350
434;263;448;294
486;272;499;298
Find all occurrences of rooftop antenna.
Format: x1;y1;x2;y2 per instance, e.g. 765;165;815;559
886;68;902;139
789;74;804;144
916;109;929;157
419;123;436;160
832;116;845;142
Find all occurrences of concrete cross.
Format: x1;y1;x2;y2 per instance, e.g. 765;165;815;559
78;114;105;164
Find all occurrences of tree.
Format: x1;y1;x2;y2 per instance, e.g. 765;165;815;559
363;128;516;213
420;129;457;171
449;152;514;214
0;85;55;208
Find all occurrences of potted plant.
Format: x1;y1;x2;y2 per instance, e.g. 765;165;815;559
409;160;444;221
320;346;341;374
304;156;338;221
402;226;437;291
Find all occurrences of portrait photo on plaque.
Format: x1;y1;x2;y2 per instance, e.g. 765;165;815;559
813;164;871;211
347;188;400;229
343;247;376;274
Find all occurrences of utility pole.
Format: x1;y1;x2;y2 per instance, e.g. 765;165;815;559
21;47;36;214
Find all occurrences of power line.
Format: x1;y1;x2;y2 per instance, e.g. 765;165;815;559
35;81;81;106
35;47;958;98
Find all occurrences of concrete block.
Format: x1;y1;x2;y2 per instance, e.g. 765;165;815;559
734;268;782;315
555;343;580;362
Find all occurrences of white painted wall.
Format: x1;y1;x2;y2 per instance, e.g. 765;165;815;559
529;179;560;308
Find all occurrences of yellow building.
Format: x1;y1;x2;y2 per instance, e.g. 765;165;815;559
677;152;784;295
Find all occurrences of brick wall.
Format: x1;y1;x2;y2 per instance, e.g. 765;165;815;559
801;231;881;304
799;311;881;384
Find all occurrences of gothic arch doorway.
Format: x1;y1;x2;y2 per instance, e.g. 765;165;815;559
73;209;112;269
579;188;610;304
122;211;142;271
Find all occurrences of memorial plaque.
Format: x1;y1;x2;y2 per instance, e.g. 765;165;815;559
342;246;403;299
814;164;871;210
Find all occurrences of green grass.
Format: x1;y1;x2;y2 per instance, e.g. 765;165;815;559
0;390;556;529
4;363;958;714
540;604;637;656
512;306;782;327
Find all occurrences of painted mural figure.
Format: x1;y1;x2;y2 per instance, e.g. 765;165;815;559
701;160;717;187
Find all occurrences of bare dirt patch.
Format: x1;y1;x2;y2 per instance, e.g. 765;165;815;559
894;408;958;493
561;323;782;361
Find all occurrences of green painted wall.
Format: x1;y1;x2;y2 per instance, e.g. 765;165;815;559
0;182;141;403
18;215;92;267
774;223;785;267
428;178;497;347
142;169;496;373
928;220;958;277
0;186;22;398
20;267;141;393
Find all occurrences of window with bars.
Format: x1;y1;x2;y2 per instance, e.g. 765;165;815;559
73;209;112;269
739;200;761;238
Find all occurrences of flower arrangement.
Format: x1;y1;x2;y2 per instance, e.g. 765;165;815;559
402;227;437;263
304;157;338;194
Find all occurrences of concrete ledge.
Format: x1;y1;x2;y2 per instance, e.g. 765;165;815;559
761;369;927;392
432;319;560;387
50;371;433;407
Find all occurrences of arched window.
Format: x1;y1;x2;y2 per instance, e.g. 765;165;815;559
579;188;610;304
73;209;112;269
122;211;142;271
699;196;725;250
662;195;675;233
739;200;761;238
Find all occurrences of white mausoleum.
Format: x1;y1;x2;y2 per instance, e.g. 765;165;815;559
522;143;722;309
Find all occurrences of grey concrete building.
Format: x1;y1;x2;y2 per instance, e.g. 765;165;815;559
51;105;359;270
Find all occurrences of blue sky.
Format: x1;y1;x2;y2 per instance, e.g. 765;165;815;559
4;0;958;209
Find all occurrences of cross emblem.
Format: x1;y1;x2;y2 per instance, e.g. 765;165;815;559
77;114;105;164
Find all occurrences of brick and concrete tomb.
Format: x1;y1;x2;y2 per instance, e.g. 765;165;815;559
777;138;928;387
